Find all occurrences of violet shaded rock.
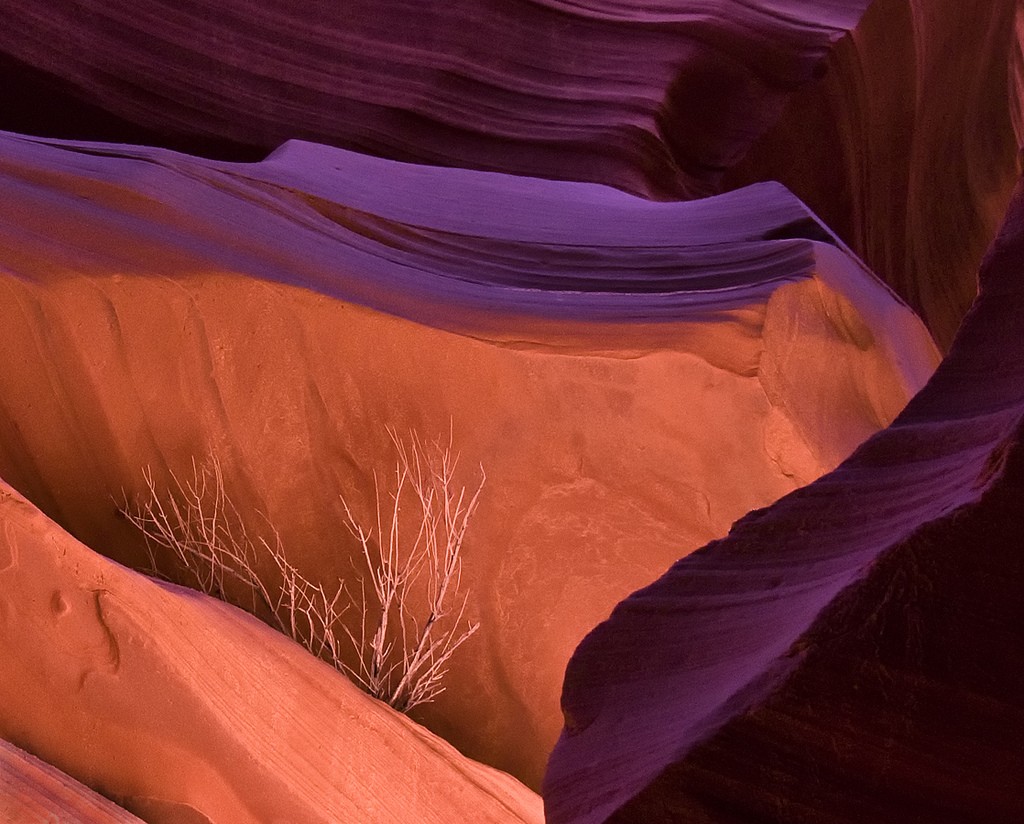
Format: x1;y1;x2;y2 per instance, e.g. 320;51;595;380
0;131;937;787
545;177;1024;823
0;0;872;197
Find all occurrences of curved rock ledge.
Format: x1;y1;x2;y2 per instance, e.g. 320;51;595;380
544;177;1024;823
3;1;1016;351
0;131;938;786
0;0;872;198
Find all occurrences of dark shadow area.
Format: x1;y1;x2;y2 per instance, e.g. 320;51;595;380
0;50;267;161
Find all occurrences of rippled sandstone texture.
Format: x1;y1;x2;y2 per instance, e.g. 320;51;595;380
1;0;1018;818
0;0;873;199
0;131;938;788
728;0;1022;351
545;176;1024;824
0;738;145;823
1;0;1019;350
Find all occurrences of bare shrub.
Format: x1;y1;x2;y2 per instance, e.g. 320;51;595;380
123;456;348;665
120;431;483;713
340;429;483;711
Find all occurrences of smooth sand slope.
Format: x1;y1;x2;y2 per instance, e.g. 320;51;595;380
0;131;939;787
545;177;1024;824
0;480;543;824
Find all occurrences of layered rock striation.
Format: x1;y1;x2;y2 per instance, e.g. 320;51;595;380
729;0;1022;351
0;0;873;198
3;0;1019;350
0;738;145;824
545;176;1024;823
0;480;543;824
0;130;938;787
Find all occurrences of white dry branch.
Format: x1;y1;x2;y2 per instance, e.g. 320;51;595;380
340;429;484;712
122;457;348;666
121;433;483;714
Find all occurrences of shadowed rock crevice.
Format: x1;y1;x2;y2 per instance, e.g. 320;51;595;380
544;176;1024;824
0;51;266;163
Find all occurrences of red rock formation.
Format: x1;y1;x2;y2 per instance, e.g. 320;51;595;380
0;481;542;823
0;0;873;198
728;0;1021;350
544;176;1024;823
1;738;144;823
4;1;1017;351
0;2;1018;820
0;131;937;788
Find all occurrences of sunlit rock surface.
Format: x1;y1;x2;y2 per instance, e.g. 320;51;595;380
0;0;873;198
1;1;1019;820
0;481;543;824
728;0;1021;350
0;130;938;788
0;738;144;823
544;177;1024;824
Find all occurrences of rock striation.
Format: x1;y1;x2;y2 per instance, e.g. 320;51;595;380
0;480;543;824
729;0;1022;350
0;738;145;823
0;0;874;198
3;0;1018;349
0;130;938;787
544;176;1024;823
